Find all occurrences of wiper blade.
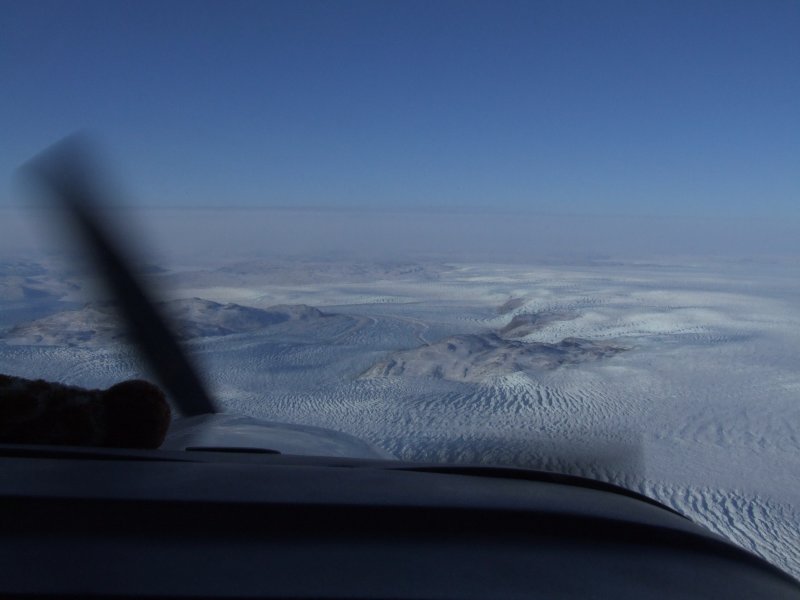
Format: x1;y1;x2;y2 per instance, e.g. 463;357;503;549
20;136;218;417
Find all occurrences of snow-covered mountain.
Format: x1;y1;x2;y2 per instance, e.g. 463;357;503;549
362;333;625;382
0;260;79;303
2;298;332;346
164;299;327;340
155;260;449;289
498;311;578;338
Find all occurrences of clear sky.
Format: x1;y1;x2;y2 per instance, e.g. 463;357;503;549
1;0;798;216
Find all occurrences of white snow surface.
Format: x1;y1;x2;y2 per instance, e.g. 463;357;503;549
1;257;800;577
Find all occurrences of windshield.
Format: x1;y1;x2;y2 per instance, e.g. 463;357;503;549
1;0;799;580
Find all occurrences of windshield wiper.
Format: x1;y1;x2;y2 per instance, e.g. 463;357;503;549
22;135;219;418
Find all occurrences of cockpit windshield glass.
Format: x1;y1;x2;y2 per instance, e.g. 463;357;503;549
1;0;799;579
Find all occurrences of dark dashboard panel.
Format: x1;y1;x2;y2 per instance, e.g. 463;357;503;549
1;447;799;599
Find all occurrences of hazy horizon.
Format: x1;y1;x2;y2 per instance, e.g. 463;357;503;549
3;206;800;267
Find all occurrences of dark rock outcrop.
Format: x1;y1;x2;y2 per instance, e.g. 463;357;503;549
362;333;625;382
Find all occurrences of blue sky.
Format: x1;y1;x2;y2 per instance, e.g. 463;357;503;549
1;0;798;216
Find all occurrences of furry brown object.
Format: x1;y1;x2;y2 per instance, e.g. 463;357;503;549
0;374;170;449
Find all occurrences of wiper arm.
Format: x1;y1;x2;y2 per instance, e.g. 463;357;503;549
21;135;218;417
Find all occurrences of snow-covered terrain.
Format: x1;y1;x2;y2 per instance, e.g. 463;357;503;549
3;298;344;345
1;257;799;577
362;334;625;382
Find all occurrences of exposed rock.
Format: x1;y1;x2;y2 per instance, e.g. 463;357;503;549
3;303;121;346
2;298;330;346
497;297;525;315
499;311;578;338
362;333;625;382
0;274;79;303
